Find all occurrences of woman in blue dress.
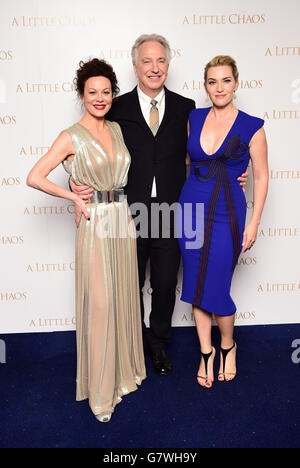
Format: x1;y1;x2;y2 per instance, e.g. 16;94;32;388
177;56;268;388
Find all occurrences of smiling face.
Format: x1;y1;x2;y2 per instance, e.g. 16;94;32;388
205;65;239;108
81;76;113;118
133;40;169;98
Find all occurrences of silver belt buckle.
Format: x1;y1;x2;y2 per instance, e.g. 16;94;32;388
91;189;124;203
113;189;124;202
91;191;104;203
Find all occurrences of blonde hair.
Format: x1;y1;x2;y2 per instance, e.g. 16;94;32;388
204;55;239;83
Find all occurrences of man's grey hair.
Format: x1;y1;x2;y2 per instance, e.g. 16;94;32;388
131;34;172;64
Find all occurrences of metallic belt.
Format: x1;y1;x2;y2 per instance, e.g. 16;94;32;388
91;188;125;204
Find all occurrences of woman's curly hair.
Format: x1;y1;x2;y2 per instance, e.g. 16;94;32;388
74;58;119;97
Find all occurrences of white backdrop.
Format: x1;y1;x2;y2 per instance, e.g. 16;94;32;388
0;0;299;333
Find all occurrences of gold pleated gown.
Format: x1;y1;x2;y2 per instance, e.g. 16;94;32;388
63;121;146;416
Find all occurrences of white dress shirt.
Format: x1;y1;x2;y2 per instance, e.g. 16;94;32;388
137;86;165;198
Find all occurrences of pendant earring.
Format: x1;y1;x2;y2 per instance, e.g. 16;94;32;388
233;91;237;100
206;94;210;103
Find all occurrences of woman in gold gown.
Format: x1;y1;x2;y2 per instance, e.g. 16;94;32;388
27;59;146;423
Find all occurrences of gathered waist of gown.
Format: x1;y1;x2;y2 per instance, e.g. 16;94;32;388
90;188;125;204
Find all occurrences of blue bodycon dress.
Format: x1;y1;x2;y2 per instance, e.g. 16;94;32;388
177;107;264;316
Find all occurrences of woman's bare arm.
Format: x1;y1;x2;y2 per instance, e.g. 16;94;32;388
27;131;90;225
241;127;269;253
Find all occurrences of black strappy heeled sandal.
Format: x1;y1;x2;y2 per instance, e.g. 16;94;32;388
218;342;237;382
197;346;215;388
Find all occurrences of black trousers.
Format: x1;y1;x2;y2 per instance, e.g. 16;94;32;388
134;200;181;351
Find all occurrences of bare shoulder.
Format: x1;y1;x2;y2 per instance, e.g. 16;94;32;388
250;126;267;147
49;130;74;154
57;130;73;144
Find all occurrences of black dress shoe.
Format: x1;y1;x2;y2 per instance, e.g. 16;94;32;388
151;349;172;376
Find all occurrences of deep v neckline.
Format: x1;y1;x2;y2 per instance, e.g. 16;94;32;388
76;121;116;164
199;107;240;157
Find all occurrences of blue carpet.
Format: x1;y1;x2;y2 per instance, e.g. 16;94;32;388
0;324;299;448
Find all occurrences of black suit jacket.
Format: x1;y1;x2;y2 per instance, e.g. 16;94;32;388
107;86;195;206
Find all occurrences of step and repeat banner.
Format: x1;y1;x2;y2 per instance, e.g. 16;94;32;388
0;0;299;333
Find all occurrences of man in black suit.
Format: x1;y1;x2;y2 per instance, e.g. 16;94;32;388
110;35;195;375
